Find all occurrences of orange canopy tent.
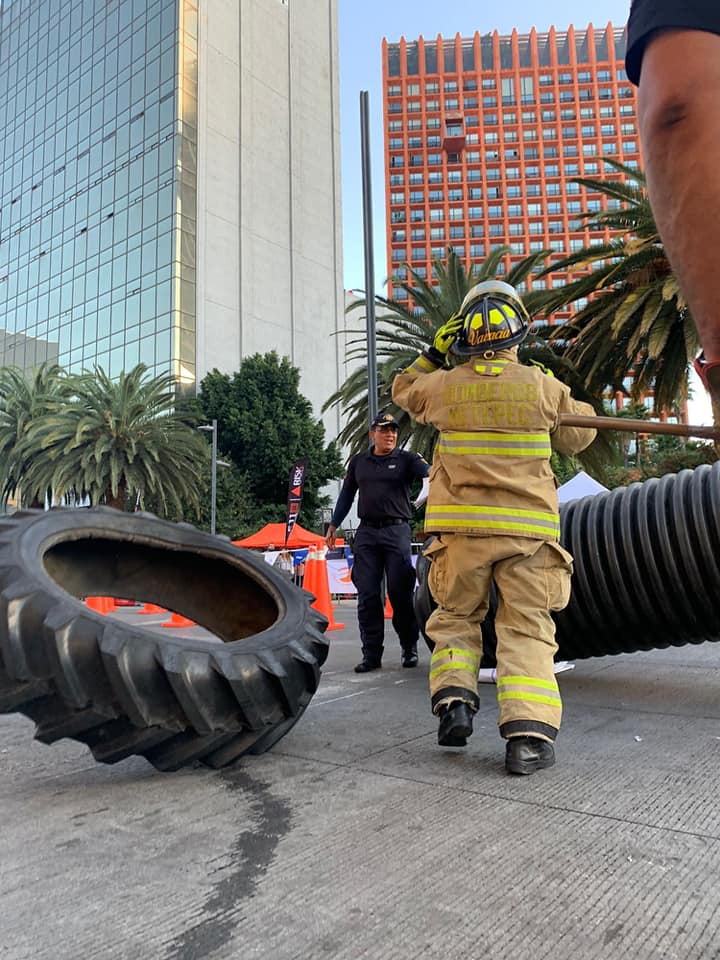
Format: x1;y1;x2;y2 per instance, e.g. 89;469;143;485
233;522;326;549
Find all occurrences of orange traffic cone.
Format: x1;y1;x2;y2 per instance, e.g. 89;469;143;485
306;546;344;631
85;596;114;614
384;594;393;619
138;603;166;615
162;610;196;628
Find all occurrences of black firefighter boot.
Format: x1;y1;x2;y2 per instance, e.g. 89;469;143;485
505;736;555;775
437;700;474;747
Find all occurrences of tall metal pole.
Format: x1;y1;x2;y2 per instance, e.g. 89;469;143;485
360;90;378;429
210;418;218;536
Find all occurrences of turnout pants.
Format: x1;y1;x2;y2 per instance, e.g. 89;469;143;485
351;522;419;663
424;534;573;742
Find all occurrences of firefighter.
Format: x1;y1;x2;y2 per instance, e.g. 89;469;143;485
326;413;429;673
392;281;597;775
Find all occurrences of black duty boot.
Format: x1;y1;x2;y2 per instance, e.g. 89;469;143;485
354;659;381;674
401;647;418;668
505;736;555;775
437;701;474;747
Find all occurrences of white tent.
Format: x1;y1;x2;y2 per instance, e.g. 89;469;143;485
557;470;608;504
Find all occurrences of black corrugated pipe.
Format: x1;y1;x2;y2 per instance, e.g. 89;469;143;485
415;463;720;660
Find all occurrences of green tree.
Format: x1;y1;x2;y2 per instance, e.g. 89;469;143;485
198;353;343;529
0;364;72;508
536;161;695;417
19;364;209;513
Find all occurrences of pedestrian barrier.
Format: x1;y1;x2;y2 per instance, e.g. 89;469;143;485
303;546;344;631
162;610;196;628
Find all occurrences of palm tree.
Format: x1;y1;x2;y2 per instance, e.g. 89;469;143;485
535;160;694;417
324;245;564;459
18;364;209;514
0;364;72;508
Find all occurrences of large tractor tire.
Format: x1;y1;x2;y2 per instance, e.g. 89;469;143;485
0;508;329;771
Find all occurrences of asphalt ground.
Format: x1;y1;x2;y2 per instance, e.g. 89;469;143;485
2;600;720;959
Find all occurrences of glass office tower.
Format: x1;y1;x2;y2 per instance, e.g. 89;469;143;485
0;0;198;383
0;0;345;429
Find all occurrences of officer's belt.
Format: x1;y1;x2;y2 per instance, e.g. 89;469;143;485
360;518;408;529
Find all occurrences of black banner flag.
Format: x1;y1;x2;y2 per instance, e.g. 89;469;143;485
284;458;308;545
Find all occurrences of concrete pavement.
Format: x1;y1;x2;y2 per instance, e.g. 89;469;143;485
2;601;720;959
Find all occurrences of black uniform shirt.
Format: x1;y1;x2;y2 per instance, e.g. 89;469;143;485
331;447;429;527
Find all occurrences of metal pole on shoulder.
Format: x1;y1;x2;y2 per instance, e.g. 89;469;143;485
558;414;720;441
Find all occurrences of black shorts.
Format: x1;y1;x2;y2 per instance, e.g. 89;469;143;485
626;0;720;84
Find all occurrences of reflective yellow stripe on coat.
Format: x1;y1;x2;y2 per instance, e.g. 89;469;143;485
497;675;562;707
438;431;552;457
425;504;560;538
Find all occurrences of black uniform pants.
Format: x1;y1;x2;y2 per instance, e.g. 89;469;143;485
351;522;419;663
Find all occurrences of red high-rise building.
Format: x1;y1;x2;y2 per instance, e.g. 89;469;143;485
382;25;639;323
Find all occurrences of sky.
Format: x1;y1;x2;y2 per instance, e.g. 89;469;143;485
337;0;714;425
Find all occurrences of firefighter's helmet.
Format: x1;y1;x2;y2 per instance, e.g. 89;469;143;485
450;280;530;358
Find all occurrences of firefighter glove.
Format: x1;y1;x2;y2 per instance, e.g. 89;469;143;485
432;313;464;356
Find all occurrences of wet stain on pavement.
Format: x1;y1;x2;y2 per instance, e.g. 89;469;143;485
164;769;292;959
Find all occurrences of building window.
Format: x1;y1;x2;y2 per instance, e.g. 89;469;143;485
409;173;424;185
411;228;426;240
449;226;465;239
390;175;404;186
391;192;405;205
430;227;445;240
471;225;485;238
448;188;463;201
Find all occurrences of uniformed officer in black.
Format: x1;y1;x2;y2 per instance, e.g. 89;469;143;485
326;412;430;673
